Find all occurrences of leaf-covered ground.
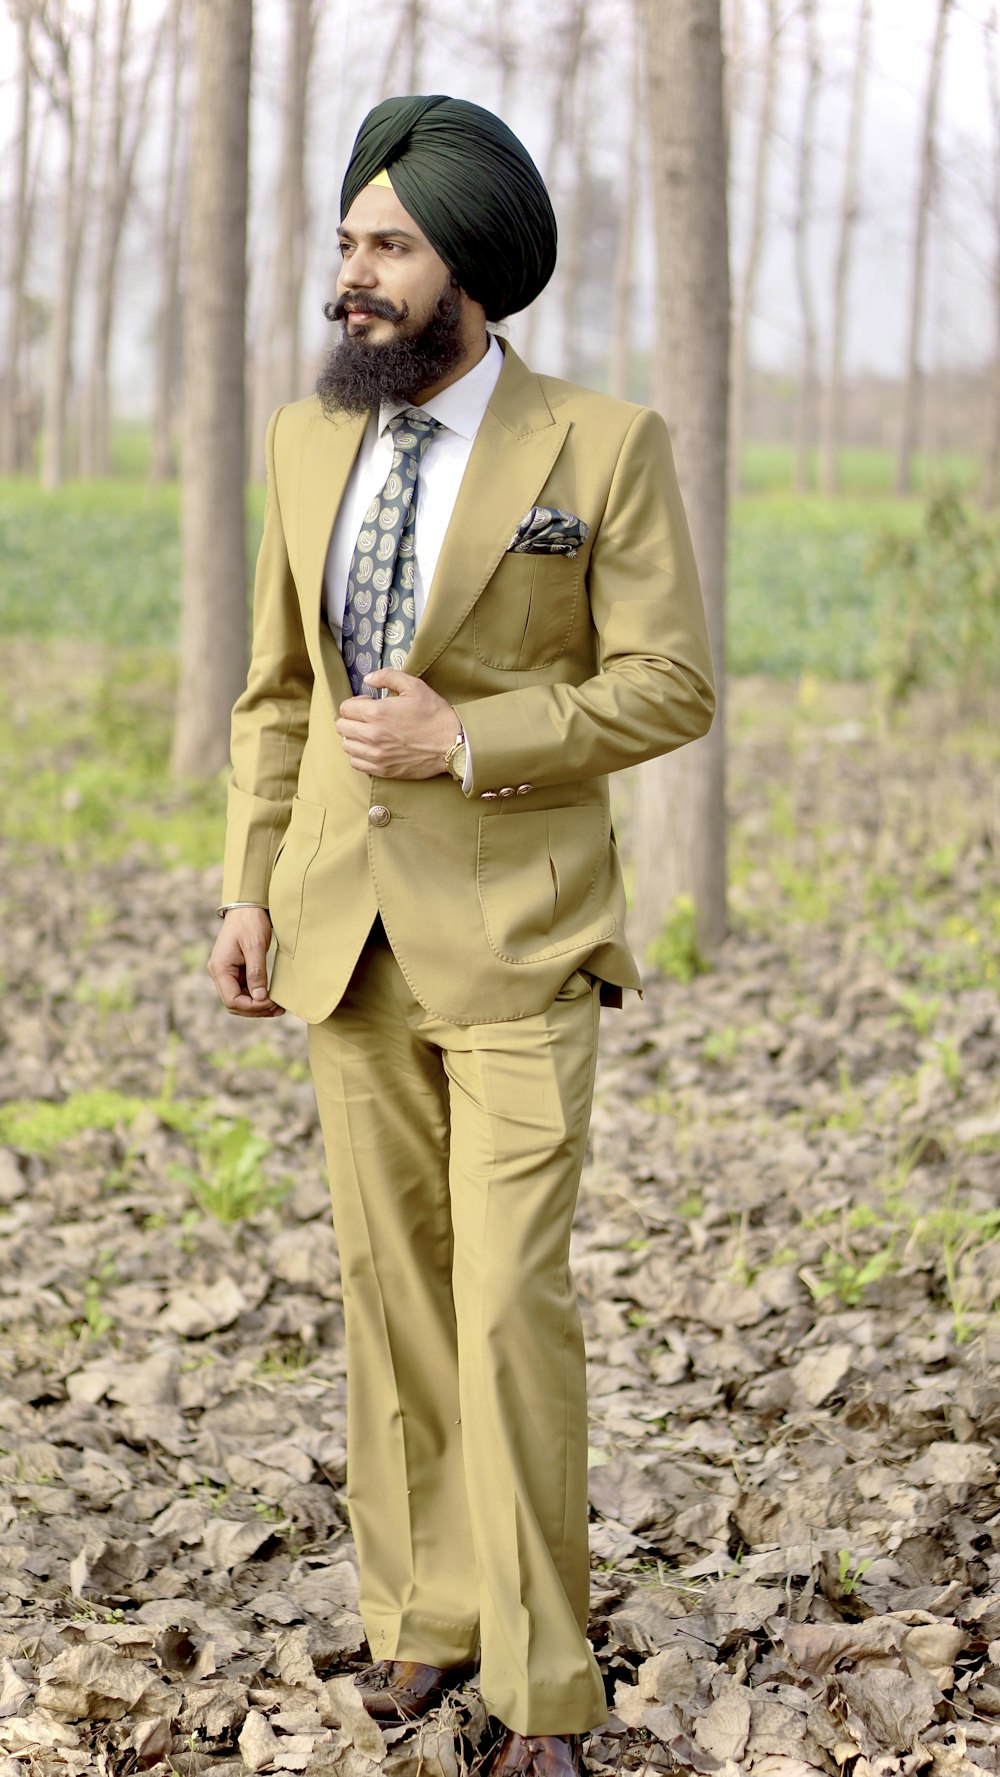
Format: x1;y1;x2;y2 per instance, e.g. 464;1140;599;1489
1;654;999;1777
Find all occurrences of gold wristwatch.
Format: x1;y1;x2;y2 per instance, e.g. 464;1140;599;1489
444;724;467;783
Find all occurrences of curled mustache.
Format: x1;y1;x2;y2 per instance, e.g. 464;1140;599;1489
328;291;410;325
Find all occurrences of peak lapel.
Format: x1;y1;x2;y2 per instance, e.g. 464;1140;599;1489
405;345;570;679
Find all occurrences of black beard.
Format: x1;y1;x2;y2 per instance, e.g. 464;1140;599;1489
315;281;466;416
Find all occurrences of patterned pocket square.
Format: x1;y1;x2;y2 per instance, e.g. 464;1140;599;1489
507;506;590;557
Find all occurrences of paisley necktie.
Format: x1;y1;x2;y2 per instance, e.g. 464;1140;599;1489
342;409;440;697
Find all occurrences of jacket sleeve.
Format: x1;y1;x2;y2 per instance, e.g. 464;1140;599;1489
453;407;716;793
221;406;314;904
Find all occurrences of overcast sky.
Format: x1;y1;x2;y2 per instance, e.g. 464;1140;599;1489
0;0;997;404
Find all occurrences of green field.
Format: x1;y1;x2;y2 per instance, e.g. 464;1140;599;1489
0;440;986;681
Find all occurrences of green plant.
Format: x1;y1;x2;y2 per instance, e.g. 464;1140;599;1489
646;895;709;983
701;1025;742;1066
867;489;1000;709
804;1242;898;1308
171;1118;284;1224
837;1549;873;1594
0;1088;207;1156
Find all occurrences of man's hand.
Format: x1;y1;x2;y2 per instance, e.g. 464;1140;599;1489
336;671;459;778
208;907;285;1018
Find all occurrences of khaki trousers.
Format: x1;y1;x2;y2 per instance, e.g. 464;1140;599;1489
306;925;608;1736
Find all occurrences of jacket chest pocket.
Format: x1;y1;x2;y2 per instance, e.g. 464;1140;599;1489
473;553;582;671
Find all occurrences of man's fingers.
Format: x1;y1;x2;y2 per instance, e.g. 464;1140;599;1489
207;910;283;1017
215;964;284;1017
362;669;410;695
244;942;270;1002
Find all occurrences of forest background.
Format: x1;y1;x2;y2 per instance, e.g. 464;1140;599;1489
1;1;1000;1774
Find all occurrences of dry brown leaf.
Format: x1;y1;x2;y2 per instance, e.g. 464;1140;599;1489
787;1343;855;1408
320;1676;387;1761
0;1660;32;1719
240;1706;281;1772
177;1678;250;1737
383;1720;461;1777
202;1517;280;1572
779;1619;907;1675
836;1666;938;1755
694;1683;751;1761
159;1277;248;1338
272;1629;320;1694
35;1644;162;1722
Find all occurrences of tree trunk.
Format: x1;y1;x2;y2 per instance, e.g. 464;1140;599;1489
492;0;518;117
520;0;586;366
1;11;33;475
39;0;101;489
251;0;318;478
634;0;730;958
40;25;79;492
894;0;953;498
558;59;592;382
723;0;744;153
820;0;871;496
82;0;166;477
729;0;779;496
273;0;316;404
172;0;252;780
793;0;820;494
608;3;641;400
150;0;186;485
982;6;1000;509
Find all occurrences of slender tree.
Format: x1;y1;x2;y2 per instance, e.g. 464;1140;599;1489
172;0;252;779
251;0;319;469
1;8;34;474
729;0;780;494
520;0;587;366
608;2;642;401
634;0;730;955
982;6;1000;509
558;56;593;381
150;0;186;486
81;0;167;476
895;0;953;497
820;0;871;495
793;0;820;493
35;0;101;490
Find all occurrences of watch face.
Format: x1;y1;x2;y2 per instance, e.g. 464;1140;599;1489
449;745;467;781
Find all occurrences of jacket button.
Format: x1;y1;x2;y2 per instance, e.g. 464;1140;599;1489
498;786;515;798
481;790;499;801
516;784;533;795
368;804;391;827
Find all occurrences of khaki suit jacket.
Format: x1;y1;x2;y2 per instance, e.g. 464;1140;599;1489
222;341;716;1025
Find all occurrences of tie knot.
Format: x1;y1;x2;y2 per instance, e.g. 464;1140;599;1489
388;409;440;456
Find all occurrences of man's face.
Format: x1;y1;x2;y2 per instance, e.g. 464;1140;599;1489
335;184;452;339
316;184;470;415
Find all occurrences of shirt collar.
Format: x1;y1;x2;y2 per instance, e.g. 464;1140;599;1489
378;333;504;442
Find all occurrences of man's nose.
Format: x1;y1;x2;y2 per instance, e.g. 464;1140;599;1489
340;248;378;290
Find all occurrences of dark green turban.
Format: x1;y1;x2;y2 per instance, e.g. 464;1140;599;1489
340;95;557;321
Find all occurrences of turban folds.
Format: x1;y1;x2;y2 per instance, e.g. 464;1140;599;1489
340;95;557;321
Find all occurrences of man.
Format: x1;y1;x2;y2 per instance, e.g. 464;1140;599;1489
209;94;715;1777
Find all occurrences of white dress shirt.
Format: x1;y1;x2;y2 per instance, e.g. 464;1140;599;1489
323;333;505;645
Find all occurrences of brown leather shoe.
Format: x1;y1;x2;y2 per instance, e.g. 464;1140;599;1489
354;1659;476;1721
490;1731;585;1777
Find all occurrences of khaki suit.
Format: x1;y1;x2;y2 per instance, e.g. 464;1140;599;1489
223;342;714;1732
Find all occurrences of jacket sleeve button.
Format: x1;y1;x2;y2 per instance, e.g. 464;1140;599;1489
481;790;499;801
516;784;533;795
498;786;515;798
